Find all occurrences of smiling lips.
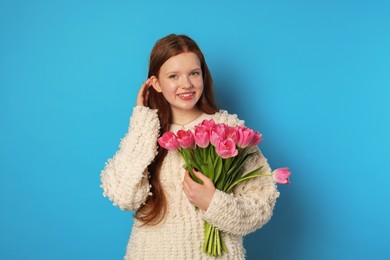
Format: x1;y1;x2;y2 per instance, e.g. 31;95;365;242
177;92;195;100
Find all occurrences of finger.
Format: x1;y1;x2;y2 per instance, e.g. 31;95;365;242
182;179;190;193
140;79;152;97
143;78;152;92
137;78;153;106
144;88;150;105
142;79;153;105
192;169;210;184
136;85;146;104
183;171;194;185
182;180;192;199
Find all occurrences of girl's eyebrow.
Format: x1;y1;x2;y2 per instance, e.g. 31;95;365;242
164;67;201;75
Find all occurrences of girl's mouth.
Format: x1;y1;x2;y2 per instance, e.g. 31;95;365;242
177;92;195;100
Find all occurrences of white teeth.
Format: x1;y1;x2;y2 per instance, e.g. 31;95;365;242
178;93;193;97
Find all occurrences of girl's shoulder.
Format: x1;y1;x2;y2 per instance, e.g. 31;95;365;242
209;110;245;127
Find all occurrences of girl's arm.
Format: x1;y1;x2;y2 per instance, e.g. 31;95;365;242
100;106;159;211
202;148;280;236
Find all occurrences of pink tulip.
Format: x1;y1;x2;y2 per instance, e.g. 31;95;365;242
158;132;180;151
176;130;195;148
272;168;291;184
201;119;216;131
193;125;210;148
225;125;239;143
215;138;238;159
210;124;226;146
237;126;255;148
249;131;263;146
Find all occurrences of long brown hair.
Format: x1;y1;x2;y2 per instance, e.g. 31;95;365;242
135;34;218;225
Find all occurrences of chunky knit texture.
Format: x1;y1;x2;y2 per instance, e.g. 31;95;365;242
101;106;280;260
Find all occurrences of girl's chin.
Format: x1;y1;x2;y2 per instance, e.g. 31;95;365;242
170;101;200;112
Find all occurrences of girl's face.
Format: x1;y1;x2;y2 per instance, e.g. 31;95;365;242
152;52;204;115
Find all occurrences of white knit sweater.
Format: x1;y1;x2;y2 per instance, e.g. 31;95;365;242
101;106;279;260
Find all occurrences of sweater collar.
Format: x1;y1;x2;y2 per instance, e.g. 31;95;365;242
169;112;212;132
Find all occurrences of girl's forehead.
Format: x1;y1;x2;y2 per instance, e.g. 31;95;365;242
160;52;201;72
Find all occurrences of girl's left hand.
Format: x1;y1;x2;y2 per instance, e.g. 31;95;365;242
136;77;153;107
183;169;216;211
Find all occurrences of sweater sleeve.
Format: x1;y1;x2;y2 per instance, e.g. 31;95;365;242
100;106;160;211
202;147;280;236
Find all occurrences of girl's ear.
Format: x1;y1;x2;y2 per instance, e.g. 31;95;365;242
150;76;162;93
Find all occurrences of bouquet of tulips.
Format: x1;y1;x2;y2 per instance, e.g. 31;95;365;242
158;119;290;256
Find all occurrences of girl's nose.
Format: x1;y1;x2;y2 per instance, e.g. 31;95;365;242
182;76;193;89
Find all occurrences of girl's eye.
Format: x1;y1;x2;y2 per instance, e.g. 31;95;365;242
168;74;177;79
191;71;200;76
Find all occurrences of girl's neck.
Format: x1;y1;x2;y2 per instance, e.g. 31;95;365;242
171;108;203;127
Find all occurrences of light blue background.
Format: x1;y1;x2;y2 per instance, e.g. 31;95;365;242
1;0;389;259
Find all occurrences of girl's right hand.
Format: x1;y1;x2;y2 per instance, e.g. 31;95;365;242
183;169;216;212
136;77;153;107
